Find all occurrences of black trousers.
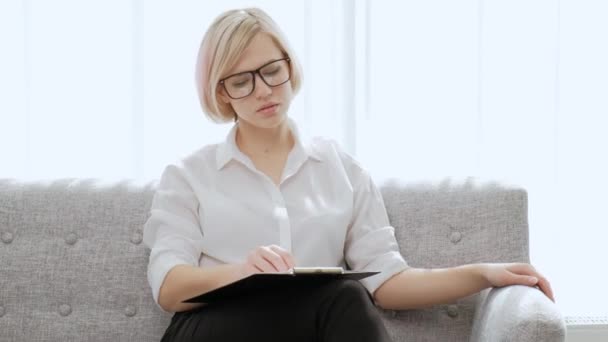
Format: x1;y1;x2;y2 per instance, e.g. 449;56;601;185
160;279;393;342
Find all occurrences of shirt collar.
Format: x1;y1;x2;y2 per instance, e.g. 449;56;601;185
215;117;323;171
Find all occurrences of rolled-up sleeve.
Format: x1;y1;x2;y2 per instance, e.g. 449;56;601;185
343;160;410;296
142;163;204;310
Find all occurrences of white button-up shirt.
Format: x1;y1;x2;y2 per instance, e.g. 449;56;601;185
143;118;409;310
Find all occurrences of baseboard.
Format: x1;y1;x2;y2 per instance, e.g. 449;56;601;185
566;316;608;342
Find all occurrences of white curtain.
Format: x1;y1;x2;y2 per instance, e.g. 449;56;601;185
1;0;606;318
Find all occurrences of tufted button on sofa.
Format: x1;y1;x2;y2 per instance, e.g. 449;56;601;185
0;177;565;341
130;231;143;245
447;304;460;318
58;304;72;317
124;305;137;317
450;231;463;243
65;232;78;245
1;231;14;244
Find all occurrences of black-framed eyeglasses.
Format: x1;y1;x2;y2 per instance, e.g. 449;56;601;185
219;57;291;99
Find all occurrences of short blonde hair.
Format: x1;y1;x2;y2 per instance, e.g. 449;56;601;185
195;8;303;123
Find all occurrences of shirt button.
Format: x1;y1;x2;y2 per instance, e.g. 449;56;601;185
450;232;462;244
124;305;137;317
65;232;78;245
59;304;72;317
447;305;459;318
273;207;288;217
1;232;14;244
130;232;142;245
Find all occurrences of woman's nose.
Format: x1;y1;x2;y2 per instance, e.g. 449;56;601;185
253;73;272;98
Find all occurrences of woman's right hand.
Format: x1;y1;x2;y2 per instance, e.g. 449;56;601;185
239;245;296;278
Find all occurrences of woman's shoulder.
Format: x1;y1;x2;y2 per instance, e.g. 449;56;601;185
161;143;221;178
308;136;366;174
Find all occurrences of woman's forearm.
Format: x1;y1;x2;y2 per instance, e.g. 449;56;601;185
373;264;490;310
159;263;244;313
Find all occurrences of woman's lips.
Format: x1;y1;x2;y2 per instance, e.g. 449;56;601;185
257;104;279;115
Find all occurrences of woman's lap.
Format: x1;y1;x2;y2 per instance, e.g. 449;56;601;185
161;279;390;342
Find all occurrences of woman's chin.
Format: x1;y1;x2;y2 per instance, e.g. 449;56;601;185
240;111;286;129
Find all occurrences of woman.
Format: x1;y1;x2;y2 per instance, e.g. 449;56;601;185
143;7;555;342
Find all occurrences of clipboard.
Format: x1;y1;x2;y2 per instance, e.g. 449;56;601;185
182;267;379;304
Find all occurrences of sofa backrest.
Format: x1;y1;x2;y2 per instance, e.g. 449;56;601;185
0;177;529;342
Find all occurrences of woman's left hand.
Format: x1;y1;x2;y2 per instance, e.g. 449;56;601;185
479;263;555;302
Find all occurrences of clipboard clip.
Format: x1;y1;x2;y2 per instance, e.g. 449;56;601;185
291;267;345;275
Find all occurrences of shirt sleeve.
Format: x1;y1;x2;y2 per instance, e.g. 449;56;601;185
336;145;410;297
142;163;204;312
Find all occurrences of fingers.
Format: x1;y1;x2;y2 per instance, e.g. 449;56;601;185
246;249;274;273
511;273;539;285
525;274;555;303
249;245;295;273
259;246;290;271
269;245;296;269
535;276;555;302
508;263;555;302
252;252;281;272
506;262;536;274
526;269;555;302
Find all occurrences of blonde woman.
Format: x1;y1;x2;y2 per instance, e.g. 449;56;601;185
143;8;555;342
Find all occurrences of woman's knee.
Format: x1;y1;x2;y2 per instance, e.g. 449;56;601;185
324;279;373;305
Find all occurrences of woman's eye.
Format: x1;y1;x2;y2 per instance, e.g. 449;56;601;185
262;68;279;76
231;80;249;88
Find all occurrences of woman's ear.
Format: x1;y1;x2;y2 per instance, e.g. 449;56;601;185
218;88;231;104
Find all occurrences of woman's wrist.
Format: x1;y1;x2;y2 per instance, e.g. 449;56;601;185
468;263;492;288
235;262;254;280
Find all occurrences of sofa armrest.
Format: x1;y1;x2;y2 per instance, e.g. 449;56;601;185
470;285;566;342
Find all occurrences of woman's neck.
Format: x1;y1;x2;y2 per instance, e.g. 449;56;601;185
235;119;294;157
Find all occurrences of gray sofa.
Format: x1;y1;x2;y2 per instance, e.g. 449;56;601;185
0;177;565;341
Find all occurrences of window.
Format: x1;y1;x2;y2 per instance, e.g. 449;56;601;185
1;0;606;317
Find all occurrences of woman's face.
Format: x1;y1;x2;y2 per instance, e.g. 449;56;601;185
219;33;294;129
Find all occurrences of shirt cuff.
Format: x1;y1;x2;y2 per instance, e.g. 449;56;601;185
147;251;194;313
357;251;410;300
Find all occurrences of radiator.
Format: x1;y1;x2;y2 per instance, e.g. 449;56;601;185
566;316;608;342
